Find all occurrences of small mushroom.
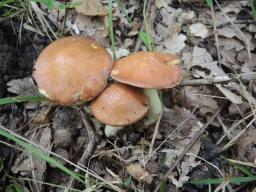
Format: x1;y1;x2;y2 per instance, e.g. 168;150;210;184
91;83;149;127
110;51;182;89
33;36;113;105
110;51;183;125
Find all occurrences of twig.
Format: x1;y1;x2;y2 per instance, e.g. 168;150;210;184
210;3;221;61
218;117;255;153
153;105;224;192
179;72;256;86
65;108;100;191
148;111;163;158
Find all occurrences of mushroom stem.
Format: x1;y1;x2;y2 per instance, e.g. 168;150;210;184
143;88;163;126
104;125;122;137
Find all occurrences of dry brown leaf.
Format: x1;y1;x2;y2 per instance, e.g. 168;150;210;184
237;129;256;163
220;49;240;70
189;23;208;38
126;163;153;184
155;0;167;9
65;12;109;46
218;26;236;38
11;127;52;191
222;1;242;14
73;0;107;16
219;37;244;51
7;77;40;96
163;34;187;54
167;140;201;188
249;24;256;33
160;107;202;187
176;86;219;116
188;46;243;104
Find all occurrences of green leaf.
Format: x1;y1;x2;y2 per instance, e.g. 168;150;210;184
0;96;46;105
123;176;132;187
143;89;163;126
205;0;213;7
221;156;254;177
138;31;153;51
190;176;256;185
159;180;166;192
32;0;55;9
0;157;3;173
5;184;23;192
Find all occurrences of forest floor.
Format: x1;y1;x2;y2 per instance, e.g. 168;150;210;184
0;0;256;192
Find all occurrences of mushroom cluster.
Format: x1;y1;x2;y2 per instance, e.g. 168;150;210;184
33;36;182;127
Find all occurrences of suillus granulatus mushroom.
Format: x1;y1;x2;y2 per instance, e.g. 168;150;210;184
91;83;149;127
110;51;182;89
110;51;183;125
33;36;113;105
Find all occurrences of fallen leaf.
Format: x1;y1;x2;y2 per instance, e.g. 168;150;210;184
188;46;243;104
160;107;203;187
163;34;187;54
72;0;108;16
7;77;40;96
126;163;153;184
174;86;219;116
237;129;256;163
218;26;236;38
106;48;130;59
12;127;52;191
222;1;242;14
219;37;244;51
215;84;243;104
155;0;167;9
189;23;208;38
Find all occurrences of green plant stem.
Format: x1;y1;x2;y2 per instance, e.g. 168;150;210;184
108;0;116;60
142;0;153;51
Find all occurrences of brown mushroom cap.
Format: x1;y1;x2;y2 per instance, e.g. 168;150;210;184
110;51;182;89
91;83;148;126
33;36;113;105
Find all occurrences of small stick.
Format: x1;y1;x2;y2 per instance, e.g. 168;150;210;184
153;105;224;192
65;108;100;191
179;72;256;86
210;4;221;61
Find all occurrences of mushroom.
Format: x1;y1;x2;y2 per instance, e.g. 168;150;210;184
110;51;182;89
33;36;113;105
91;83;149;127
110;51;183;125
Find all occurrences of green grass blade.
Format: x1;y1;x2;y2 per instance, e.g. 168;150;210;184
159;180;166;192
0;0;16;7
5;183;23;192
138;31;153;51
142;0;153;51
190;176;256;185
205;0;213;7
0;96;46;105
108;0;116;60
0;127;85;184
221;156;254;177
